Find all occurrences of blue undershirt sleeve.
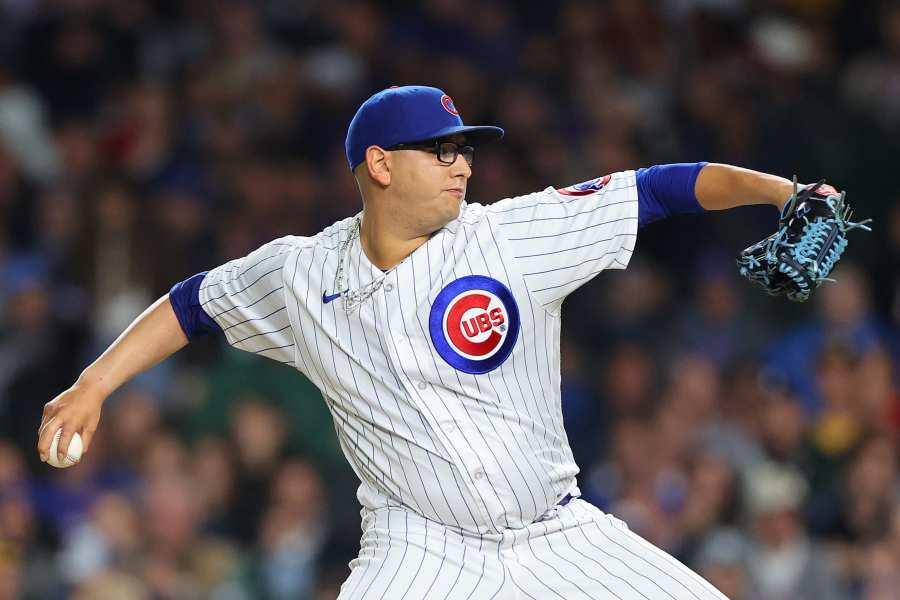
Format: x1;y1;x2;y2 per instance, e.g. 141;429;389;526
169;271;223;341
636;162;708;228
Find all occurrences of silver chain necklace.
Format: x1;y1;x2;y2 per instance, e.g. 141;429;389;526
334;216;395;313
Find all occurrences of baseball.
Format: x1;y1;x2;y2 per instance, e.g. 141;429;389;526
47;428;83;468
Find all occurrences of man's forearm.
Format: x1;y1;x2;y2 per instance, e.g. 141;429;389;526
695;163;794;212
78;295;189;398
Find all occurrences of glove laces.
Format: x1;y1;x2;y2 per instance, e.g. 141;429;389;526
778;178;872;299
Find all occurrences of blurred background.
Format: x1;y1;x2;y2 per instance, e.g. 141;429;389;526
0;0;899;598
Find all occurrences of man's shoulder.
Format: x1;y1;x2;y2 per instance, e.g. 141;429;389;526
312;215;358;249
476;172;638;218
252;235;314;263
462;192;550;214
261;216;357;255
267;234;314;249
469;189;557;220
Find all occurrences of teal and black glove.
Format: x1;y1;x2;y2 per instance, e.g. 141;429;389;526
737;178;872;302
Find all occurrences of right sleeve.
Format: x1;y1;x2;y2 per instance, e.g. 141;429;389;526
198;237;298;365
169;271;222;341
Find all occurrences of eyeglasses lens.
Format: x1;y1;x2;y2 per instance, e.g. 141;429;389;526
438;142;474;167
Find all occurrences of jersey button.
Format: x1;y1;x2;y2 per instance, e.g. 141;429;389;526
442;422;456;433
473;469;485;481
384;283;394;292
417;381;427;390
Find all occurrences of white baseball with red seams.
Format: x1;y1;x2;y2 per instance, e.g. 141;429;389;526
195;170;728;599
47;428;82;468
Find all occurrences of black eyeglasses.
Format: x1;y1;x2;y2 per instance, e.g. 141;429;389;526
387;140;475;167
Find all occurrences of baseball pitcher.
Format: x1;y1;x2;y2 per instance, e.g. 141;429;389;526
37;86;868;599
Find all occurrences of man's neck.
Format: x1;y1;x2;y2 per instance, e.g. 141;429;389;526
358;212;431;271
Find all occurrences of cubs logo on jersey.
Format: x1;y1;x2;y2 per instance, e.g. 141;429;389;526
429;275;520;374
556;174;612;197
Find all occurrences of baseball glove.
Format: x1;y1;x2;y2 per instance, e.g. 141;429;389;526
737;177;872;302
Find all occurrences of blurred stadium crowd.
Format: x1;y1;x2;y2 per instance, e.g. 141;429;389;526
1;0;900;598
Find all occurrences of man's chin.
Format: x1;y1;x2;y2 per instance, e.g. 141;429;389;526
425;198;463;234
452;196;465;218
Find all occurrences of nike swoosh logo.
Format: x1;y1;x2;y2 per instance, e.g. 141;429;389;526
322;291;345;304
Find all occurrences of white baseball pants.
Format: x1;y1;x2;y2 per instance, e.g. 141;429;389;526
338;498;728;599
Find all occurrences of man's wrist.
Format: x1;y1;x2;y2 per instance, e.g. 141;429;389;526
758;173;794;212
773;181;794;211
75;366;115;401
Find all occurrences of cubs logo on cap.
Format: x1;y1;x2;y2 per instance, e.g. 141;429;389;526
345;86;504;171
557;174;612;197
429;276;520;374
441;94;460;116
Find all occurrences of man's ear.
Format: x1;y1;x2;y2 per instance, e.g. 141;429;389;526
365;146;391;187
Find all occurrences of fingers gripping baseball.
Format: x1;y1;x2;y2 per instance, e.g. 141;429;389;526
37;385;103;465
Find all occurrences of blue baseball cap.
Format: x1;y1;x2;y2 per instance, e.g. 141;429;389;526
345;86;504;171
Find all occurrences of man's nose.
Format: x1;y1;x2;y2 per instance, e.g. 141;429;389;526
450;153;472;178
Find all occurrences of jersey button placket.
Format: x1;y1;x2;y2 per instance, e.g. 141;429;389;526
380;273;413;373
380;263;497;529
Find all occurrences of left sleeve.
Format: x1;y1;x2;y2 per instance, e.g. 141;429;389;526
636;162;707;227
487;170;638;312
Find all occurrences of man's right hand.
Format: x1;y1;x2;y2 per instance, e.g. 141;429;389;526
35;295;190;465
37;383;104;464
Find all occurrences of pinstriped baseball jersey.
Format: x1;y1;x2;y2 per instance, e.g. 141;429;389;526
198;170;638;535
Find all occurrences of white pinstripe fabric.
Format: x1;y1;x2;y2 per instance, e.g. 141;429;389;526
195;170;724;596
199;171;638;534
337;500;727;599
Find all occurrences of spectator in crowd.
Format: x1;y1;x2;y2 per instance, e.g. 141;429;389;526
742;462;846;600
765;264;890;414
695;528;758;600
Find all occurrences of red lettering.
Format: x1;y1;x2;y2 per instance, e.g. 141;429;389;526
446;293;501;357
489;308;505;327
462;318;479;338
476;313;492;333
